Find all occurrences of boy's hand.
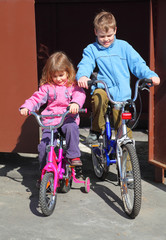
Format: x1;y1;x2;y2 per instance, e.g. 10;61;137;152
78;76;89;89
151;76;160;86
20;108;29;116
69;103;79;114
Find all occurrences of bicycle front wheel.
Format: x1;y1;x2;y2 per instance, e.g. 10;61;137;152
39;172;57;216
120;143;142;219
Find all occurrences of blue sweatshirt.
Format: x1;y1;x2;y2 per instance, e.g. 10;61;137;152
76;37;158;101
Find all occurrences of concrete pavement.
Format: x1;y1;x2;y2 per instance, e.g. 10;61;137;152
0;129;166;240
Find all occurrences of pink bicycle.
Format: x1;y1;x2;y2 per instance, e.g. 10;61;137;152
30;109;90;216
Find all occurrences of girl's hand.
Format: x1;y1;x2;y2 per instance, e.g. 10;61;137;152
20;108;29;116
151;76;160;86
78;76;90;89
69;103;79;114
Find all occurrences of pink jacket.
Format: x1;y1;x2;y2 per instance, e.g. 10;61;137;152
20;83;86;126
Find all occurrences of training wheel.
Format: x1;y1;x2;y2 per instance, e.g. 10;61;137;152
84;177;90;193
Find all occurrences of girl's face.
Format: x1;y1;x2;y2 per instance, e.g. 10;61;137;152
52;71;68;86
95;27;117;48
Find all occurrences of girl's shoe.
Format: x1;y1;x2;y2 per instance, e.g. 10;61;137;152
70;157;82;166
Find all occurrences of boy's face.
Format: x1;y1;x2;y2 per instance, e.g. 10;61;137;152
95;27;117;48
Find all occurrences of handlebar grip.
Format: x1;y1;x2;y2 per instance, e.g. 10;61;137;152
139;78;153;90
87;80;96;87
144;78;153;84
66;106;87;113
79;108;87;113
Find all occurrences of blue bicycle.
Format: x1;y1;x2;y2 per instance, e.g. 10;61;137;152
88;78;152;218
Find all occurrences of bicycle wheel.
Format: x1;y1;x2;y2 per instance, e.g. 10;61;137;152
119;143;142;218
39;172;57;216
84;177;90;193
58;165;72;193
91;132;109;180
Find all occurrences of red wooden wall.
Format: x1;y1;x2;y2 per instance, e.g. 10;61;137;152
0;0;39;153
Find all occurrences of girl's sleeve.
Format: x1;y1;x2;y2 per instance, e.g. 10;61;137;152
126;43;158;79
76;45;96;81
19;85;48;111
71;85;86;108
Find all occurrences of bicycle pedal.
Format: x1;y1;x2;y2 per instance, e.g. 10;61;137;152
91;144;99;147
67;159;74;167
69;165;75;168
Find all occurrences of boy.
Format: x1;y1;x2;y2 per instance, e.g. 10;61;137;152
76;11;160;143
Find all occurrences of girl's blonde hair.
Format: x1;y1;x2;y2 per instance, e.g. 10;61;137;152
40;51;76;86
94;11;117;32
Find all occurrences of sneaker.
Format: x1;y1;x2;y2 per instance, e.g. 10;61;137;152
86;130;100;144
70;157;82;166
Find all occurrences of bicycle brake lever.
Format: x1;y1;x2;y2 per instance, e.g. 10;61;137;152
139;79;153;90
141;87;151;92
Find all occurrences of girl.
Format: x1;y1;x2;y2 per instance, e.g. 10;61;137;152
20;51;86;169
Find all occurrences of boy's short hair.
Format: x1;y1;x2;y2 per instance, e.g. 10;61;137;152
94;11;117;32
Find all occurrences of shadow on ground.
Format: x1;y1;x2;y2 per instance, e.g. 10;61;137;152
0;152;42;216
0;134;165;217
79;133;166;191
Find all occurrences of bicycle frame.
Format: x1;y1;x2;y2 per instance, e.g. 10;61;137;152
91;78;148;174
30;109;90;197
41;132;87;196
30;109;90;216
90;78;152;218
103;103;135;176
90;78;147;163
41;127;63;195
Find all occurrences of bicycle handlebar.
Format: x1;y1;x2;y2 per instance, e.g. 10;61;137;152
88;78;153;105
29;108;87;129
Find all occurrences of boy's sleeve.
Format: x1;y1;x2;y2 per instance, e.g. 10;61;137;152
126;43;158;79
19;85;48;112
76;45;96;81
71;85;86;108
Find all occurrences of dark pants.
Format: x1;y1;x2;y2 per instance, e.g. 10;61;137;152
91;88;132;138
38;121;80;171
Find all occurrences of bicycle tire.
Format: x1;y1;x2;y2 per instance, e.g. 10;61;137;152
39;172;57;216
84;177;90;193
120;143;142;218
59;177;73;193
91;132;109;180
58;164;72;193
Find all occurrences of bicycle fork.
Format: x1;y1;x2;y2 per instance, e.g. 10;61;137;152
41;127;60;195
115;119;135;182
105;114;116;166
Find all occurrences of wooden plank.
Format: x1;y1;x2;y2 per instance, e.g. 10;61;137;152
0;0;39;153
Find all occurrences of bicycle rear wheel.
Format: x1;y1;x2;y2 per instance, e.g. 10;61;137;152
120;143;142;218
58;162;73;193
39;172;57;216
91;132;109;180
